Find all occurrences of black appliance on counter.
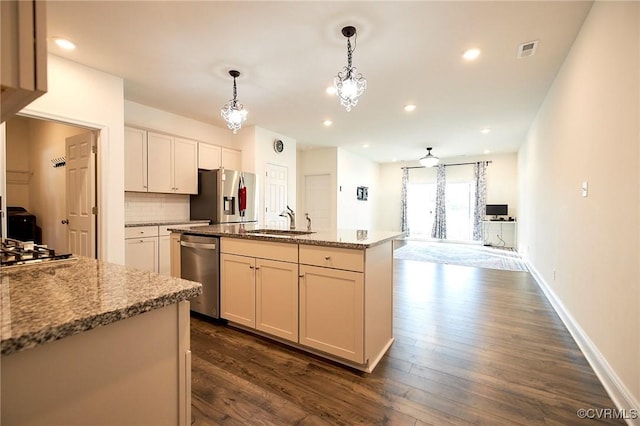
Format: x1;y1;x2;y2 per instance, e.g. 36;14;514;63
7;207;41;243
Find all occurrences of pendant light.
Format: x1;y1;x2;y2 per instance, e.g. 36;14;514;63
334;26;367;112
419;147;440;167
220;70;247;134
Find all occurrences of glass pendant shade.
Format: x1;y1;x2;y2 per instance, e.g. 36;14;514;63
334;26;367;112
419;148;440;167
220;70;247;134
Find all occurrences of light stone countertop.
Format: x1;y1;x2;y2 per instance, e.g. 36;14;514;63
167;223;405;249
0;257;202;356
125;220;210;227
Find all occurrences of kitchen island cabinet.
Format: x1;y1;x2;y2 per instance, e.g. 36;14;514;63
1;257;201;426
170;223;402;372
220;238;299;342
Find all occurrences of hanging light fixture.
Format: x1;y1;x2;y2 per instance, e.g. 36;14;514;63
220;70;247;134
334;26;367;112
419;147;440;167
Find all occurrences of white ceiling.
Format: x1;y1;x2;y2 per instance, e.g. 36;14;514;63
46;1;593;164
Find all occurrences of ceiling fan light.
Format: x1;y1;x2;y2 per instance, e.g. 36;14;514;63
419;147;440;167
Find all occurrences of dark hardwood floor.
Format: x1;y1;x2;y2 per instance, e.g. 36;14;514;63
190;259;622;425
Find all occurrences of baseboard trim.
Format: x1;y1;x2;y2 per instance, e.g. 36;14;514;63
526;260;640;425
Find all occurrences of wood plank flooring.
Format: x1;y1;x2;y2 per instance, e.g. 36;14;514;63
190;259;623;425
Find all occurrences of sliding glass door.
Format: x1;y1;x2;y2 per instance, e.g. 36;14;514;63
407;181;475;242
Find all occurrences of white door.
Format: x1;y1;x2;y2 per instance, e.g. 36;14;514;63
66;131;96;257
264;163;288;227
304;174;331;231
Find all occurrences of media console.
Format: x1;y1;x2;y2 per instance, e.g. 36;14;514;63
482;220;517;248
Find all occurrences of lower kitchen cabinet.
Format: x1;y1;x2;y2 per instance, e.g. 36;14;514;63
125;226;159;273
220;238;299;343
299;265;364;363
220;253;256;328
158;235;171;276
170;232;181;278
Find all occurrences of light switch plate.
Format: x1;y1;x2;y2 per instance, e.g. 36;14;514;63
581;181;588;197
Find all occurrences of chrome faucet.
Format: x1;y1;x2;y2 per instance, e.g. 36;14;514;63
279;205;296;229
305;213;312;232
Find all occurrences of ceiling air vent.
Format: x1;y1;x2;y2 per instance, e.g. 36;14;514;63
517;40;539;58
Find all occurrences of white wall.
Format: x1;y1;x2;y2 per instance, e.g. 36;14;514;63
238;126;296;224
377;153;519;232
5;116;31;209
22;54;125;263
519;1;639;410
336;148;379;230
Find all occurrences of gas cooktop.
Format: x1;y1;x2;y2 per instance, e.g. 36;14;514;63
0;239;74;268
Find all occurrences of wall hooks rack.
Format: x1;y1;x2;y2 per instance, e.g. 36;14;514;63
51;156;66;168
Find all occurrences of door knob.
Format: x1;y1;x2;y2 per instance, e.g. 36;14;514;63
61;219;69;224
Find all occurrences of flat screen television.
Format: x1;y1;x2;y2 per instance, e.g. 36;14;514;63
486;204;508;216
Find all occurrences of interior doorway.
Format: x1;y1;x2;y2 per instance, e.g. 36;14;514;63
304;174;331;231
4;115;98;257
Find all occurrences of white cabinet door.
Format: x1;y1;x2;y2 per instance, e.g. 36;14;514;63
221;148;241;170
299;265;364;363
173;137;198;194
124;127;147;192
147;132;173;193
125;237;158;273
255;259;298;343
158;235;171;276
220;253;256;327
198;143;221;170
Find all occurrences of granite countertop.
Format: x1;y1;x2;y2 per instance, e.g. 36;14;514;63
0;257;202;356
125;220;210;227
167;223;405;249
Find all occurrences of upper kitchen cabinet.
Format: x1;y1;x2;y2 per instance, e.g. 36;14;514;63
222;148;241;170
147;132;197;194
1;0;47;123
124;127;148;192
198;143;221;170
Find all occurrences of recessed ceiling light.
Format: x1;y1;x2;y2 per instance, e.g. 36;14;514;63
480;127;491;134
484;149;491;154
362;143;369;148
325;86;337;95
462;48;481;61
323;119;333;127
404;104;416;112
53;37;76;50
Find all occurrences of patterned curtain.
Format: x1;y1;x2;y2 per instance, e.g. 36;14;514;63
473;161;488;241
401;167;409;235
431;164;447;239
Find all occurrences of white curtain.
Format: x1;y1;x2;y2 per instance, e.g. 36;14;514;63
473;161;488;241
431;164;447;239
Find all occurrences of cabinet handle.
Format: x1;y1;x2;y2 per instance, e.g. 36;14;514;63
324;256;331;260
255;266;260;270
249;265;254;269
299;274;304;278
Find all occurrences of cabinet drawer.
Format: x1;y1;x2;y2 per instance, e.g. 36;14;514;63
299;245;364;272
125;226;159;239
221;238;298;263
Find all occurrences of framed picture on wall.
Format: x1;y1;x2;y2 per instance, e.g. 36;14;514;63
356;186;368;201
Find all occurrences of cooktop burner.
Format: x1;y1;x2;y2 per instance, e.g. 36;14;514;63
1;238;74;267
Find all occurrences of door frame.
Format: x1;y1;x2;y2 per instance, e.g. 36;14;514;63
4;111;103;258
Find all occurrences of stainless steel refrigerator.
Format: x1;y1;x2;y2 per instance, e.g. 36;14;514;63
190;169;257;224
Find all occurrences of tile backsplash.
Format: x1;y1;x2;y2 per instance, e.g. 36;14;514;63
125;192;190;223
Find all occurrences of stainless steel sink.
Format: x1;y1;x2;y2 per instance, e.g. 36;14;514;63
247;229;314;236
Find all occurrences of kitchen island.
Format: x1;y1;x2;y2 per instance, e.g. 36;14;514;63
1;256;202;426
170;223;403;372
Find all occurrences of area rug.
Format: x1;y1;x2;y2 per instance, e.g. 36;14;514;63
394;241;528;272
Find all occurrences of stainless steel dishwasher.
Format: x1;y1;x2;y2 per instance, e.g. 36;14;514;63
180;234;220;319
